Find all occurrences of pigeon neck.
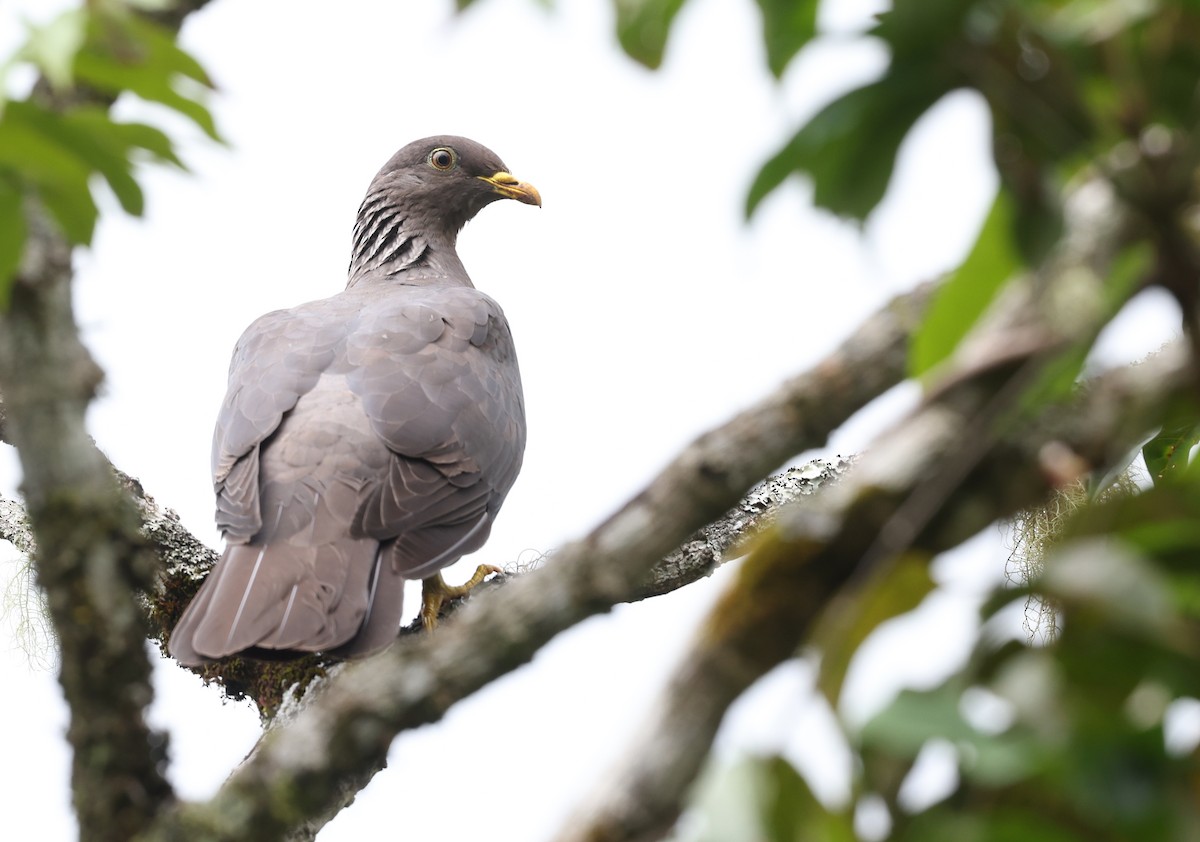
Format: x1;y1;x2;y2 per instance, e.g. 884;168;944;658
345;196;470;288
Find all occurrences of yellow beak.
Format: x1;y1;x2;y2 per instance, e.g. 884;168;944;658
479;171;542;207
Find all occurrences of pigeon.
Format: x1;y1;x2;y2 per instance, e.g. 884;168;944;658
169;136;538;665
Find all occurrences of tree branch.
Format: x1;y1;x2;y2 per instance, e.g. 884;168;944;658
553;174;1174;841
0;4;216;840
564;336;1188;840
632;457;853;600
0;195;173;842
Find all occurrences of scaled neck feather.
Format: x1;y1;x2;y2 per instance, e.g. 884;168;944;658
346;191;470;288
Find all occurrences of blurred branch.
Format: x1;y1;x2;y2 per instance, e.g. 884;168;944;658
145;283;934;840
0;3;216;840
0;193;173;842
555;173;1175;841
561;337;1188;841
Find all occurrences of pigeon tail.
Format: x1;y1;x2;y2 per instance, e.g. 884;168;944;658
169;536;399;665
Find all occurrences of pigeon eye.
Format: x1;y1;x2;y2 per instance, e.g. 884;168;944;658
429;147;457;171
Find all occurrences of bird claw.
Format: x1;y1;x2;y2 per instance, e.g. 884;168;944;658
420;564;503;631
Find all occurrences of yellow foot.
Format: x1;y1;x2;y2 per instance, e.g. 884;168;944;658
420;564;502;631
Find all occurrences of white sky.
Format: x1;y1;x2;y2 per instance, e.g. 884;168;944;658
0;0;1183;839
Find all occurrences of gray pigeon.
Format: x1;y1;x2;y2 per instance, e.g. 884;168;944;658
169;136;538;665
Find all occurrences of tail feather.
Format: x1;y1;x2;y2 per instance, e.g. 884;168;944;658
169;537;389;665
328;548;407;659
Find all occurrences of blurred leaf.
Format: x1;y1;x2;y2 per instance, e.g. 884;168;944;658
116;0;178;9
0;0;217;266
104;120;184;168
19;8;88;91
1012;188;1066;266
1100;233;1152;309
0;178;26;309
1063;480;1200;574
11;102;148;215
910;190;1021;377
897;808;1088;842
57;110;186;211
872;0;975;57
754;0;818;78
1039;539;1177;639
746;66;951;219
1143;422;1200;486
863;682;1043;787
1040;0;1159;45
812;552;936;707
743;0;983;216
36;177;98;245
680;755;854;842
0;101;91;185
0;101;98;244
863;682;978;754
0;98;177;230
74;13;219;139
1013;241;1152;416
1088;427;1159;498
613;0;688;69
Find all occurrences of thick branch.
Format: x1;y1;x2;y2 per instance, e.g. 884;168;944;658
0;5;215;841
144;283;934;840
0;196;173;842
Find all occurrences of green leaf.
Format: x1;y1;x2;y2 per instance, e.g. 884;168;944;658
1089;427;1160;499
12;103;145;215
73;13;220;140
19;8;88;91
1014;240;1153;413
0;101;98;244
612;0;688;69
1142;423;1200;487
0;177;26;309
754;0;818;78
1039;0;1159;44
681;755;855;842
1105;240;1154;308
863;682;1043;787
37;177;98;245
743;0;982;216
105;121;184;168
116;0;179;10
812;552;936;707
0;101;92;186
0;98;183;221
898;808;1089;842
863;682;977;754
53;111;187;212
1039;539;1177;639
910;190;1021;377
872;0;976;58
746;65;951;219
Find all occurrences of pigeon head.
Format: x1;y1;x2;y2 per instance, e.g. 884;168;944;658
349;136;540;284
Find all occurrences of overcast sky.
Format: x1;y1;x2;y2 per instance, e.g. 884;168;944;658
0;0;1183;839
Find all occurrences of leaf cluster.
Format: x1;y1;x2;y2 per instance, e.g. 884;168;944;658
0;0;219;306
